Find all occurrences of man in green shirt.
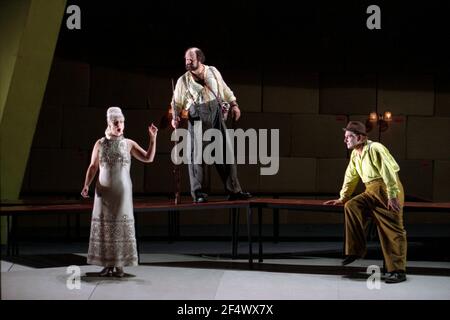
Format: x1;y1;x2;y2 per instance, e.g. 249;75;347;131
324;121;407;283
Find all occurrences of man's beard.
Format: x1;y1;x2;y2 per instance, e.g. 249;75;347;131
185;63;198;71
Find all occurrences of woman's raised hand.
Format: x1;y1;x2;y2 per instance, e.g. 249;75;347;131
148;123;158;139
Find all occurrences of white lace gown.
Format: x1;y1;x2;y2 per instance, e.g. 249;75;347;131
87;136;138;267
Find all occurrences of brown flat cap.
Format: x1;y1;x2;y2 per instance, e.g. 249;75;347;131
343;121;367;136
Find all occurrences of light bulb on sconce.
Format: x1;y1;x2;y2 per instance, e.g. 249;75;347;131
369;112;378;122
383;111;392;122
365;111;393;139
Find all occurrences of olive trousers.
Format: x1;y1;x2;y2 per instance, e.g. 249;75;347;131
344;178;407;272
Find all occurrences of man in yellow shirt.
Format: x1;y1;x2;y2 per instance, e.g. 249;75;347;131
324;121;407;283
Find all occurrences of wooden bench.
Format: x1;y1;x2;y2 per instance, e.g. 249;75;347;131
1;198;449;267
249;199;450;263
0;199;254;265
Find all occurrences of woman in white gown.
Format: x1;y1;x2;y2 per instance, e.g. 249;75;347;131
81;107;157;277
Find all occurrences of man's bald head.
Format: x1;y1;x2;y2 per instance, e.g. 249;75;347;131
185;47;205;72
185;47;205;63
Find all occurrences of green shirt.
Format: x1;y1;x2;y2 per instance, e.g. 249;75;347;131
339;140;401;201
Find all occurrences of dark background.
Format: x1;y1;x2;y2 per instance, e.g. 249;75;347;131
57;0;450;73
17;0;450;241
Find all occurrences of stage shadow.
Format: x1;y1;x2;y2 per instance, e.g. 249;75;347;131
142;259;450;277
2;254;88;268
83;272;136;281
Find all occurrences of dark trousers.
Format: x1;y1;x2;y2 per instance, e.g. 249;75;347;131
187;100;242;199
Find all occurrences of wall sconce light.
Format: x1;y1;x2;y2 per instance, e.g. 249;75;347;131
383;111;392;122
369;112;378;122
366;111;393;140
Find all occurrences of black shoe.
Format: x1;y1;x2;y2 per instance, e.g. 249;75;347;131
114;267;125;278
195;197;207;203
385;271;406;283
99;267;113;277
228;191;252;201
193;192;208;203
342;255;359;266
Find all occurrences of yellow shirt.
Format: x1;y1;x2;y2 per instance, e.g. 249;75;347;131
339;140;401;201
172;65;236;112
